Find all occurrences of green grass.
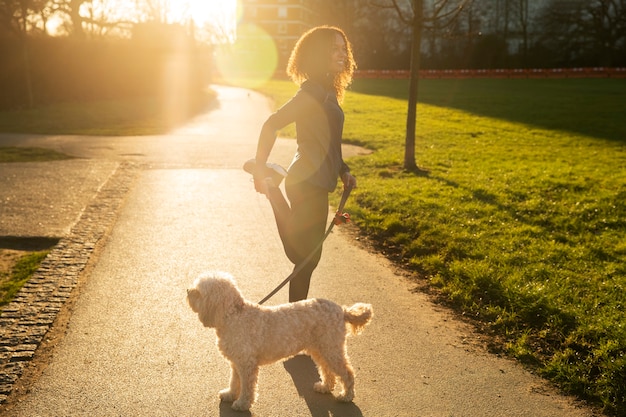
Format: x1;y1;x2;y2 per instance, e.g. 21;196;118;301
257;78;626;415
0;90;217;136
0;251;49;309
0;98;164;135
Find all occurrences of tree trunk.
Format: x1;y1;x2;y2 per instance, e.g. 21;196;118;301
21;37;34;108
404;0;423;172
69;0;86;38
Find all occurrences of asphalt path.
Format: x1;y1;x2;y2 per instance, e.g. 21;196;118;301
1;86;597;416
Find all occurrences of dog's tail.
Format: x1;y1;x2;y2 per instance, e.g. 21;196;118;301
343;303;373;335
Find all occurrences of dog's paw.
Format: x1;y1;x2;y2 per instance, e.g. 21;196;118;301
313;381;331;394
336;390;354;403
219;389;238;402
231;398;252;411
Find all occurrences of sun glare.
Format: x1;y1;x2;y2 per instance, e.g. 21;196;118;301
215;23;279;88
166;0;236;29
47;0;237;39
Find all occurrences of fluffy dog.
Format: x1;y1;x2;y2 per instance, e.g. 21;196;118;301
186;271;373;411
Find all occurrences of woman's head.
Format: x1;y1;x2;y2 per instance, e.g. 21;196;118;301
286;26;356;102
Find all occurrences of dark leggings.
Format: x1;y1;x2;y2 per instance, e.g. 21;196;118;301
266;176;329;302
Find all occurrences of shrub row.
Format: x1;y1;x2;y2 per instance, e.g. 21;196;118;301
0;35;212;110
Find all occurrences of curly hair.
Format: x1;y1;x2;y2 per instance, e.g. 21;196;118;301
286;26;356;103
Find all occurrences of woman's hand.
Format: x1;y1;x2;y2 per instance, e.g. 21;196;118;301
341;172;357;190
253;176;267;194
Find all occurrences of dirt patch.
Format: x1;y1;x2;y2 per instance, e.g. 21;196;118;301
342;143;373;158
0;249;27;282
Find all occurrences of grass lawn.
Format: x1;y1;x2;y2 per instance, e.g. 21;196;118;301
0;89;217;136
257;77;626;415
0;251;49;309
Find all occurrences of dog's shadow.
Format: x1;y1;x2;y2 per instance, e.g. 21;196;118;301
219;402;252;417
216;355;364;417
283;355;365;417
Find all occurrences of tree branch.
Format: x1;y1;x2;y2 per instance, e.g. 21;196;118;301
371;0;413;25
424;0;473;30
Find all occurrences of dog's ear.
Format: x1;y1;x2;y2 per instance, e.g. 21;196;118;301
187;288;202;312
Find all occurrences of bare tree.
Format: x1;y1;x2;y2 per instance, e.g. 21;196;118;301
46;0;141;39
0;0;50;35
538;0;626;66
580;0;626;66
514;0;530;61
138;0;173;24
46;0;89;37
375;0;472;172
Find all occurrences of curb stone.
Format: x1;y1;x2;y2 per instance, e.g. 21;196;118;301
0;161;139;404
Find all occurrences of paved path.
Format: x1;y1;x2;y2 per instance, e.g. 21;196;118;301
0;86;598;416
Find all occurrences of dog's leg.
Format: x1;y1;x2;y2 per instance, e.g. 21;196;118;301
231;362;259;411
333;355;355;402
310;352;337;394
335;362;355;402
219;363;240;403
317;346;355;402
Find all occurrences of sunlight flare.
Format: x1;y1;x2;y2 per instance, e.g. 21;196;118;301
165;0;236;28
215;23;278;88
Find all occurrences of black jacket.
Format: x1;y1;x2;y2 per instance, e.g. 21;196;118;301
259;80;350;192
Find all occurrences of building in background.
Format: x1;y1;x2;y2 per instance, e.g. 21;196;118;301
238;0;320;70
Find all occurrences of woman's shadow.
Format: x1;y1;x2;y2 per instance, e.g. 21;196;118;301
217;355;365;417
283;354;365;417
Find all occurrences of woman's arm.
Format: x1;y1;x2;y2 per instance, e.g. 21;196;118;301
254;93;305;166
341;170;357;190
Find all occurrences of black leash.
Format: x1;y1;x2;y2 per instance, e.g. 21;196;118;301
258;185;353;305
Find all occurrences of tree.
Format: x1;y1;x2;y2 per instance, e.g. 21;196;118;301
0;0;50;35
375;0;472;172
580;0;626;66
48;0;88;37
537;0;626;67
514;0;531;63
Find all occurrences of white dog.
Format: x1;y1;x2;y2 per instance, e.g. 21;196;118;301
186;271;373;411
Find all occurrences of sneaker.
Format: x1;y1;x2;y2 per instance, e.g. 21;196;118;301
243;159;287;186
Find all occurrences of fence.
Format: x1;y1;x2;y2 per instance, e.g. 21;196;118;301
355;67;626;80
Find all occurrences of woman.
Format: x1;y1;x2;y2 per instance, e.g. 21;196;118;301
244;26;358;302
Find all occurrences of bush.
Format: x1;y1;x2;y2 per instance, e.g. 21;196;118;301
0;33;213;110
